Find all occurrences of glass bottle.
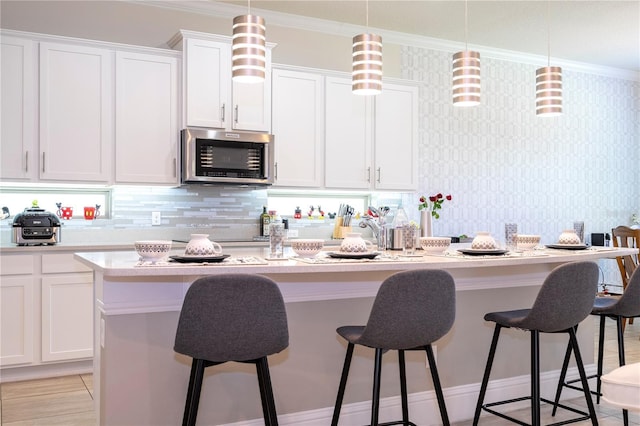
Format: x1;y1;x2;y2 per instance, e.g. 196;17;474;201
260;206;271;237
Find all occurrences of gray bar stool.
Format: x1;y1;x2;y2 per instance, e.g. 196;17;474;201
473;261;599;426
331;269;456;426
553;267;640;425
174;274;289;426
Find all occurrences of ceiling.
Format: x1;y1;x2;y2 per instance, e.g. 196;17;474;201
218;0;640;73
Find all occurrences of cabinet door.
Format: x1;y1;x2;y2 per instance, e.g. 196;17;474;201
184;38;229;129
272;69;324;187
0;276;35;366
325;76;372;189
1;36;36;181
115;51;179;184
231;48;272;132
374;83;418;191
39;42;112;182
41;273;93;362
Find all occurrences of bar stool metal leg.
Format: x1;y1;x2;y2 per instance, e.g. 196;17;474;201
531;330;541;426
425;344;450;426
183;359;207;426
256;357;279;426
331;343;355;426
614;317;629;426
371;348;384;426
473;325;502;425
398;350;410;425
568;327;599;425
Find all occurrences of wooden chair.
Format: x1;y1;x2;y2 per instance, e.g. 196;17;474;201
611;226;640;327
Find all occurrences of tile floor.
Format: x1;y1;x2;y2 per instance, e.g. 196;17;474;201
0;321;638;425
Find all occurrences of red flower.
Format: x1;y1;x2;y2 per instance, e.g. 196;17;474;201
418;193;453;219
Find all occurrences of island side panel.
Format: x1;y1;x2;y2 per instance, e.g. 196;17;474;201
94;264;595;425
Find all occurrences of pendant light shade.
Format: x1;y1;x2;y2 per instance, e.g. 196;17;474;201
535;66;563;116
352;33;383;95
452;0;480;106
536;0;562;116
452;50;481;106
232;14;266;83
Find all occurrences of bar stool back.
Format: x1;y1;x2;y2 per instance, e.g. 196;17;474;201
174;274;289;426
473;261;599;426
331;269;456;426
553;267;640;425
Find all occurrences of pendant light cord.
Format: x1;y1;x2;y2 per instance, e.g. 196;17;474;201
546;0;551;66
464;0;468;51
366;0;369;29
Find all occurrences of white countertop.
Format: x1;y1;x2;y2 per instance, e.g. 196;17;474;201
74;245;636;277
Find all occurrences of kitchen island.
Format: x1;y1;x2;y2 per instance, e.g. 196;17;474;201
75;245;637;425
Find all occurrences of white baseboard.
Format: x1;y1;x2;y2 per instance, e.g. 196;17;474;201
0;360;93;383
223;365;596;426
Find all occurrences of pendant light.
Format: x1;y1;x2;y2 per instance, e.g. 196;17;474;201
352;0;382;95
232;0;266;83
452;0;481;107
535;1;562;116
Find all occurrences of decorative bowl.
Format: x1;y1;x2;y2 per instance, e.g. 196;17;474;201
291;239;324;257
558;229;581;245
516;234;541;250
134;240;172;262
471;232;498;250
419;237;451;254
340;233;374;253
184;234;222;257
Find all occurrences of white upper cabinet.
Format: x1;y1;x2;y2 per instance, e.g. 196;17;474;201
175;31;272;132
1;36;37;181
324;76;372;189
183;38;228;129
373;83;419;191
115;51;179;184
272;68;324;187
324;78;418;191
39;42;113;182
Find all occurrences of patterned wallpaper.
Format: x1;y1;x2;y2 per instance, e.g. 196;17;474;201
400;46;639;245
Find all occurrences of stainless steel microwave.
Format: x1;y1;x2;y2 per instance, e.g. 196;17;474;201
181;128;274;185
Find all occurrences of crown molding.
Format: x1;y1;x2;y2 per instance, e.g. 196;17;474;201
131;1;639;81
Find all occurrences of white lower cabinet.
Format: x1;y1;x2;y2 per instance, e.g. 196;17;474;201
0;272;35;367
41;273;93;362
41;253;93;362
0;251;93;371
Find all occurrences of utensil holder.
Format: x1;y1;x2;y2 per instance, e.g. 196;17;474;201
338;226;352;239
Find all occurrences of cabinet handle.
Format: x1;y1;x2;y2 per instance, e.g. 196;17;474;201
221;103;226;123
25;151;29;173
367;166;371;183
42;152;45;173
376;167;381;183
234;105;239;124
173;158;177;178
274;162;278;180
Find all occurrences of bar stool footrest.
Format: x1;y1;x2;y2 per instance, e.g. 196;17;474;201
481;396;593;426
563;374;602;398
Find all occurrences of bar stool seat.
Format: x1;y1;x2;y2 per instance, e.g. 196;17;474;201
473;261;600;426
331;269;456;426
174;274;289;426
601;363;640;412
